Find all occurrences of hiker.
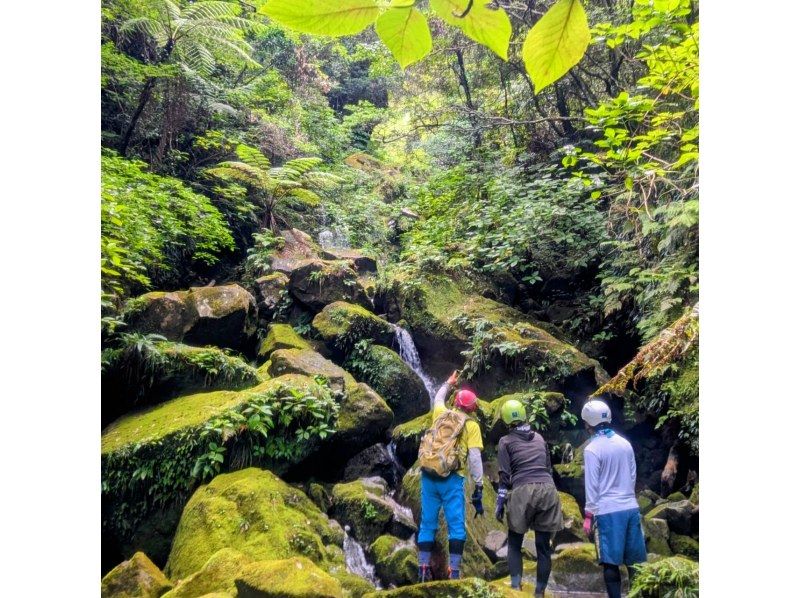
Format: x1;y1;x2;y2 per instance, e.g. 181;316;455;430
581;399;647;598
494;399;562;597
416;370;484;582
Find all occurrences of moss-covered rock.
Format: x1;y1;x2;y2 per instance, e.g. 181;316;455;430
645;500;696;536
331;572;375;598
270;228;321;274
101;551;173;598
102;341;259;426
689;482;699;505
638;494;655;515
347;345;429;423
321;248;378;275
552;441;588;507
254;272;290;321
312;302;395;353
668;534;699;560
364;579;527;598
268;348;353;393
642;517;673;556
124;291;199;342
485;391;568;443
554;492;588;545
549;543;613;594
235;557;344;598
334;383;394;450
162;548;252;598
288;259;371;311
331;478;416;546
257;324;311;360
165;468;344;581
368;535;417;588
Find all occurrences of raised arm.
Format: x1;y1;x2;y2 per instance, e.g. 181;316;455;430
433;370;460;410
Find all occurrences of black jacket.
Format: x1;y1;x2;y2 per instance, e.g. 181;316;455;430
497;425;554;490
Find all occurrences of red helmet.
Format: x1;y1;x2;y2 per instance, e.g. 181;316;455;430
454;389;478;413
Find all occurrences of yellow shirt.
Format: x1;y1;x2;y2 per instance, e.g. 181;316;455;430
432;403;483;478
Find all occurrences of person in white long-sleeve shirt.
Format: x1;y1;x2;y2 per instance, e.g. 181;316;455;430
581;399;647;598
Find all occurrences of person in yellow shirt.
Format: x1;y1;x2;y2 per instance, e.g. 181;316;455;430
417;370;484;581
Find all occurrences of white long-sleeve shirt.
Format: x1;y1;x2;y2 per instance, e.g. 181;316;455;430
583;430;640;516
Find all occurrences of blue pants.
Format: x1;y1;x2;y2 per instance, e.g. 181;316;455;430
418;472;466;543
596;508;648;566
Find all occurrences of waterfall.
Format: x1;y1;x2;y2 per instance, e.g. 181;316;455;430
392;325;438;406
317;205;351;250
343;526;381;588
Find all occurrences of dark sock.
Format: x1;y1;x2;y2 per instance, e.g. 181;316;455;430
534;531;552;594
507;530;524;588
603;564;622;598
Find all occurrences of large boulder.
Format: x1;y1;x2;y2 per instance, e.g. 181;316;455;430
125;285;257;350
270;228;320;274
554;492;588;545
235;557;344;598
101;551;173;598
331;478;416;546
162;548;252;598
642;517;673;556
668;534;699;560
364;579;527;598
553;440;589;507
254;273;290;321
165;468;345;581
268;349;352;393
334;383;394;452
288;259;372;311
645;500;697;536
321;248;378;275
343;444;405;488
312;302;395;354
368;535;417;588
257;324;311;361
346;345;429;423
549;543;618;594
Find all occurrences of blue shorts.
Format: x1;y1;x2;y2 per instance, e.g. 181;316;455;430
595;508;647;566
418;471;466;543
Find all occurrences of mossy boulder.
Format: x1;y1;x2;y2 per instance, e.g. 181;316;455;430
162;548;252;598
312;302;395;354
554;492;588;545
270;228;321;274
485;391;568;443
288;259;371;311
321;248;378;274
331;478;416;546
380;276;607;399
642;517;673;556
689;482;699;505
254;272;290;320
368;535;417;588
645;500;696;535
549;543;613;594
553;440;588;507
364;579;527;598
257;324;311;360
124;291;199;342
102;341;259;426
343;444;405;487
332;572;375;598
268;348;353;393
398;465;508;581
165;468;344;581
235;557;344;598
347;345;429;423
668;534;699;560
334;383;394;451
101;551;173;598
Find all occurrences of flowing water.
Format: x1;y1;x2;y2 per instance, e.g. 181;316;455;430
392;325;439;406
343;525;381;588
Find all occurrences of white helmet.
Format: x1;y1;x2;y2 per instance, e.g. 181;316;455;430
581;400;612;427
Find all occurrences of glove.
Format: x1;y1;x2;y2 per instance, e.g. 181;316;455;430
583;512;594;539
471;484;484;517
494;487;508;522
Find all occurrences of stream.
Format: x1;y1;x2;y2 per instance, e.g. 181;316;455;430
392;324;438;406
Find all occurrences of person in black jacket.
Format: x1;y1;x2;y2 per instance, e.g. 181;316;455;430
495;399;563;597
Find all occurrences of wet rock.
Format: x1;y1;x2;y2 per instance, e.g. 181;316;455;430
553;441;589;507
165;468;344;581
312;302;395;354
368;535;417;588
257;323;311;361
331;478;416;546
643;517;673;556
482;530;508;562
288;259;371;311
343;444;405;487
321;248;378;274
555;491;588;545
254;272;289;320
101;551;173;598
235;557;344;598
645;500;696;536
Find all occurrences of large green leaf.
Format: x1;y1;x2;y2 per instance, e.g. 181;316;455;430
430;0;511;60
260;0;381;37
375;7;433;68
522;0;591;93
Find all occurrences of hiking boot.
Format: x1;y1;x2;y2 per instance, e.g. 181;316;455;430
448;567;460;580
418;564;431;583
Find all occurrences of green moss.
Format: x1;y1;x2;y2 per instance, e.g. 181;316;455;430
392;413;431;440
162;548;252;597
368;536;417;587
363;578;526;598
312;302;394;352
666;491;686;502
331;480;395;545
101;551;173;598
689;483;699;505
335;382;393;445
258;324;311;360
166;469;344;581
643;518;673;556
331;572;375;598
668;534;699;560
268;348;355;393
235;557;344;598
555;492;587;544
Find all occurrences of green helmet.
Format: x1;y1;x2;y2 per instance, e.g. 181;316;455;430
500;399;526;425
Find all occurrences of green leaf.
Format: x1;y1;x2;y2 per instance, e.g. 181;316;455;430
375;7;432;68
430;0;511;60
260;0;381;37
522;0;591;93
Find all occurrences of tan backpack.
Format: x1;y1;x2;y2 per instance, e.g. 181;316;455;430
418;409;467;478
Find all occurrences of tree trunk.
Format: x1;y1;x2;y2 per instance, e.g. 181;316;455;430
119;77;156;156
